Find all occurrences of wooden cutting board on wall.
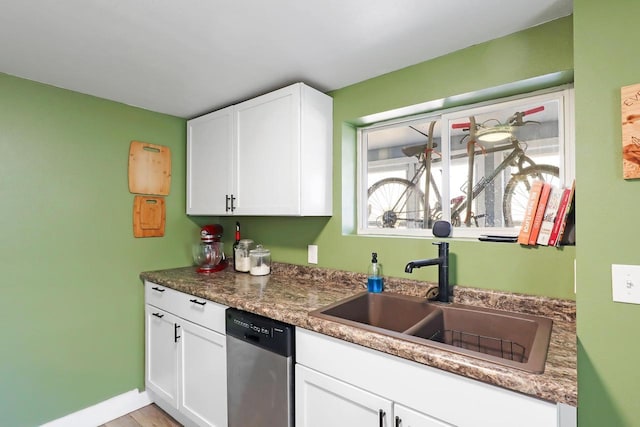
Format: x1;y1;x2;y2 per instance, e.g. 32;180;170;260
133;196;166;237
621;83;640;179
128;141;171;195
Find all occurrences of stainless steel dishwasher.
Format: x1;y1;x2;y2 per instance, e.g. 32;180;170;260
226;308;294;427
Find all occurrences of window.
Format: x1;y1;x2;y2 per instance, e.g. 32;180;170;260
358;88;574;237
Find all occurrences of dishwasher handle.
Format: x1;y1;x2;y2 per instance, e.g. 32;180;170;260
244;333;261;343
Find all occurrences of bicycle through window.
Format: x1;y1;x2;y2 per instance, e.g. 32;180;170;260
358;88;573;237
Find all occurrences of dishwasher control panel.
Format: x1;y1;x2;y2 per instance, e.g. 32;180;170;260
226;308;294;356
231;317;270;336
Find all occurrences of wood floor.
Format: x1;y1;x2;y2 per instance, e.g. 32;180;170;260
100;404;182;427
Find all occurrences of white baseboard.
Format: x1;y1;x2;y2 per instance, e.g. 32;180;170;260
40;388;153;427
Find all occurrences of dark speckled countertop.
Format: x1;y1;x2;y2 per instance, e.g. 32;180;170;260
140;262;577;406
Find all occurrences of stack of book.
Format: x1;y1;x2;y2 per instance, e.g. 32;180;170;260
517;180;575;246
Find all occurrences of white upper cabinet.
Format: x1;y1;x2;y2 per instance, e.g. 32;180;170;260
186;83;333;216
187;105;235;215
235;85;300;215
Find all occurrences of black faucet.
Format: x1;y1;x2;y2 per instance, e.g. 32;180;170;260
404;241;449;303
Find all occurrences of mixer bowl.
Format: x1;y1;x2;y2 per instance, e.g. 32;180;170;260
193;242;224;271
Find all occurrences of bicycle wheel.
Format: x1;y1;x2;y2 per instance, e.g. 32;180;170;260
367;178;425;228
503;165;560;227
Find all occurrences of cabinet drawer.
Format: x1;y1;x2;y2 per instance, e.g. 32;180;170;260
145;281;227;334
145;282;183;312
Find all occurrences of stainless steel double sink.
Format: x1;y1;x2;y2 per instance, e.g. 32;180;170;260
310;292;553;373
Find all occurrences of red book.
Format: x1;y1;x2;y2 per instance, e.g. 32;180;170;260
554;180;576;246
528;183;552;245
548;184;574;247
536;186;563;246
517;180;544;245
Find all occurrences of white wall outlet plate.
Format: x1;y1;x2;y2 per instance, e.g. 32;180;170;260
612;264;640;304
308;245;318;264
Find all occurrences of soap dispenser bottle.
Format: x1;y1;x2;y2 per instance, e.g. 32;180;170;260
367;252;384;293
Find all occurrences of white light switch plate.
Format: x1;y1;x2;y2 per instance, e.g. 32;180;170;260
308;245;318;264
612;264;640;304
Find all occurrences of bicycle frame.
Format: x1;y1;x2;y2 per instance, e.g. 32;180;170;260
450;140;530;226
388;137;532;228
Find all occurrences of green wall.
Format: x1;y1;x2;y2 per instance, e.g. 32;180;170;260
217;17;576;300
574;1;640;425
0;74;200;426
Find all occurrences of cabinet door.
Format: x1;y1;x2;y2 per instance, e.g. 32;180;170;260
145;305;179;407
187;106;234;215
235;85;301;215
297;329;558;427
296;365;393;427
394;404;453;427
180;319;227;427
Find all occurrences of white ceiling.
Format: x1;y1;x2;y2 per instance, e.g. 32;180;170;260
1;0;572;119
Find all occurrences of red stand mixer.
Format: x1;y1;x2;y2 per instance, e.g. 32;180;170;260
193;224;227;273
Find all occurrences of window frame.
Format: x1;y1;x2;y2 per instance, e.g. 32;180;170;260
356;86;575;238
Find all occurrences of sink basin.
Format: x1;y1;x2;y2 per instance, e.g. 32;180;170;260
311;292;441;333
406;303;552;373
310;292;553;373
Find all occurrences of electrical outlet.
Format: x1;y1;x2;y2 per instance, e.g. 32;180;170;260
574;258;577;294
308;245;318;264
612;264;640;304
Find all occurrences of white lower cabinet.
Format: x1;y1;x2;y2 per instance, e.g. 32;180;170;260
296;328;564;427
296;364;450;427
180;319;227;426
296;364;393;427
145;282;227;427
146;306;179;407
394;404;453;427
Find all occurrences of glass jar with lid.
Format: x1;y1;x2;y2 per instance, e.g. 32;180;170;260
234;239;254;273
249;245;271;276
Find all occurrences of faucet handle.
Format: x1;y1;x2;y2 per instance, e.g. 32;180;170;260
432;241;449;253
